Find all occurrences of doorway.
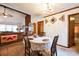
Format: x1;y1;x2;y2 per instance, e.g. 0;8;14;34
37;21;44;36
68;13;79;47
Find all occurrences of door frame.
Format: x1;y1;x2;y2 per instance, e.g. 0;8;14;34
68;13;79;47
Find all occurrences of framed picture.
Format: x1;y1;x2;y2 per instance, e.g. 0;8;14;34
59;15;65;21
50;17;57;24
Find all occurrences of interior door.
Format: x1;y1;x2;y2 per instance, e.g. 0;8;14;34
69;17;75;47
33;23;36;34
37;21;44;35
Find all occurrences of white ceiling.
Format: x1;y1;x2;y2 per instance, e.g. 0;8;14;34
1;3;79;16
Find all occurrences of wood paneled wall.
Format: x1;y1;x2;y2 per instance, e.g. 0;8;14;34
25;15;31;34
25;15;31;26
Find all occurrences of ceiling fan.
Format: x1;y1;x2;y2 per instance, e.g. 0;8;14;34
0;6;13;17
43;3;53;14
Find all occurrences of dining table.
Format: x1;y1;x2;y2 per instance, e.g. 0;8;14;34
29;36;52;55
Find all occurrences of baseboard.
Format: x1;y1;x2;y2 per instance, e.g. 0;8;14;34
57;44;69;48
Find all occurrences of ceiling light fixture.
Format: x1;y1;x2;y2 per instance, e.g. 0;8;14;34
43;3;54;14
0;6;13;18
70;17;75;20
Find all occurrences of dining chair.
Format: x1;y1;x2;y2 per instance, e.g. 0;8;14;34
51;35;59;56
23;35;31;56
42;35;59;56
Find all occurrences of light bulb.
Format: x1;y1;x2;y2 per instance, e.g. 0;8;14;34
70;17;75;20
4;15;7;18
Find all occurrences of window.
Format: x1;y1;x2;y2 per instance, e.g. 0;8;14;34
6;25;12;31
0;24;6;31
12;25;18;32
0;24;18;32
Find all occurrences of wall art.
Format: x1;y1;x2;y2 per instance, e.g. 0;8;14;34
59;15;65;21
50;17;57;24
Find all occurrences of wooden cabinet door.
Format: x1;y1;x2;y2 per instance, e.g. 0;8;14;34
37;21;44;35
33;23;36;34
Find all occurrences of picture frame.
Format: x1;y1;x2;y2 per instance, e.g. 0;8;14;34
59;15;65;21
50;17;57;24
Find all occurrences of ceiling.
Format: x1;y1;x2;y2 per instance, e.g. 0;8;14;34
1;3;79;16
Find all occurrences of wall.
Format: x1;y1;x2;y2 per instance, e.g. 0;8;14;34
0;6;25;26
44;14;68;47
31;8;79;47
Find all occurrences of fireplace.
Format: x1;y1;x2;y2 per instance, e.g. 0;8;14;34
1;35;17;43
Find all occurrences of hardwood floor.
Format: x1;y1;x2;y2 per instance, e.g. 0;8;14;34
0;41;25;56
0;40;79;56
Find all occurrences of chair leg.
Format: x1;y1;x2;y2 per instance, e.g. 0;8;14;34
56;49;57;56
51;53;53;56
